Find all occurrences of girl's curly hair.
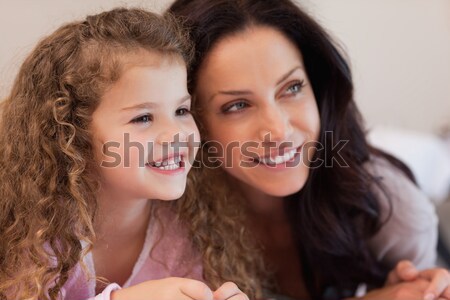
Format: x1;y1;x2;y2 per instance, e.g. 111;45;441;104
177;166;267;299
0;8;263;299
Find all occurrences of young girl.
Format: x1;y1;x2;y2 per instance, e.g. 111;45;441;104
167;0;450;299
0;8;255;300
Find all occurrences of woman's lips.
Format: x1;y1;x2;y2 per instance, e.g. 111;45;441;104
251;144;303;165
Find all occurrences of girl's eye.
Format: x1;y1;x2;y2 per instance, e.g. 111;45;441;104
221;101;249;114
284;80;305;96
176;107;191;116
131;114;153;124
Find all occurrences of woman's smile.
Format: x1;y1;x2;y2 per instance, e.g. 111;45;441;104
196;26;320;197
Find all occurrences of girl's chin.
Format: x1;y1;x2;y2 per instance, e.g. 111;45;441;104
149;188;186;201
158;193;185;201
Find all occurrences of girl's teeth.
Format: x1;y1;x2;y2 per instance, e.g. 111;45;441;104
158;164;180;171
148;155;183;170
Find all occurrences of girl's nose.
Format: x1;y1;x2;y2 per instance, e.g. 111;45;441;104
156;120;188;146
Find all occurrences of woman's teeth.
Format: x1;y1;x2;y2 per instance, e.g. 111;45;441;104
147;156;182;170
258;148;297;165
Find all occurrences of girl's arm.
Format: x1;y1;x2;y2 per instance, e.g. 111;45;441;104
89;283;121;300
88;278;248;300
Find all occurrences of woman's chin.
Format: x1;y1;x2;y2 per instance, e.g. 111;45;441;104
261;185;304;198
246;178;305;198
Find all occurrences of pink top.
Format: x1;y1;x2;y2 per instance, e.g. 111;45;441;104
59;156;438;299
60;206;203;300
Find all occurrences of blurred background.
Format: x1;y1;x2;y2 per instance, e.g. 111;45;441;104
0;0;449;264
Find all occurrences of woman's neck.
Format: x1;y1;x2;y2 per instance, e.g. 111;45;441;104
232;177;309;300
231;177;288;224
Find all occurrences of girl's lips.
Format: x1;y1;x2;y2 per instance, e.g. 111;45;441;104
145;151;189;175
146;164;186;175
147;152;184;165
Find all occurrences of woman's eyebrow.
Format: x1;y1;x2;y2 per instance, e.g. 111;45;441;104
207;66;304;103
208;90;252;103
276;66;303;86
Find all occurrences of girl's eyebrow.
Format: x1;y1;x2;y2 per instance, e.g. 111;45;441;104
122;102;156;111
121;95;191;111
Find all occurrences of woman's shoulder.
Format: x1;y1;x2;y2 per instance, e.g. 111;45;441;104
364;154;438;268
364;154;416;191
364;154;437;232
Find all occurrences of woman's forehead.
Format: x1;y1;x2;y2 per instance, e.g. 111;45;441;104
196;26;305;90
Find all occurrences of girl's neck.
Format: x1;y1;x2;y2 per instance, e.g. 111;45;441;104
92;187;152;290
94;187;152;245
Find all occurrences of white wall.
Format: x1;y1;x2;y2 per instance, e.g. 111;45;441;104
1;0;449;133
299;0;450;133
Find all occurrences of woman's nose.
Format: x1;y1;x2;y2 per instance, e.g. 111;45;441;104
258;105;294;143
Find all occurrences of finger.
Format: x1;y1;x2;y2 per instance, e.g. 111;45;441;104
213;282;247;300
225;294;249;300
421;269;450;300
363;283;423;300
415;278;436;291
386;260;420;285
180;280;214;300
442;286;450;299
177;292;208;300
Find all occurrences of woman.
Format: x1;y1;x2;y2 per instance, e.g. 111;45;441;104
167;0;449;299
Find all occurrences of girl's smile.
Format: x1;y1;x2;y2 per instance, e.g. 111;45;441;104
91;51;200;201
145;151;187;175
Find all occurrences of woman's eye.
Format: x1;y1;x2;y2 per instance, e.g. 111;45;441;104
176;108;191;116
222;101;249;113
131;114;152;123
285;80;305;96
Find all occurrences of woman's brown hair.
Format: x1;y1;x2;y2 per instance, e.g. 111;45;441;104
0;7;260;299
168;0;417;298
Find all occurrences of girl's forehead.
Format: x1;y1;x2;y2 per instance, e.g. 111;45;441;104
96;58;188;112
120;50;185;72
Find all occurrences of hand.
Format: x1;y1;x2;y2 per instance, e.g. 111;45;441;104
360;279;439;300
386;260;450;300
213;282;249;300
110;277;214;300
